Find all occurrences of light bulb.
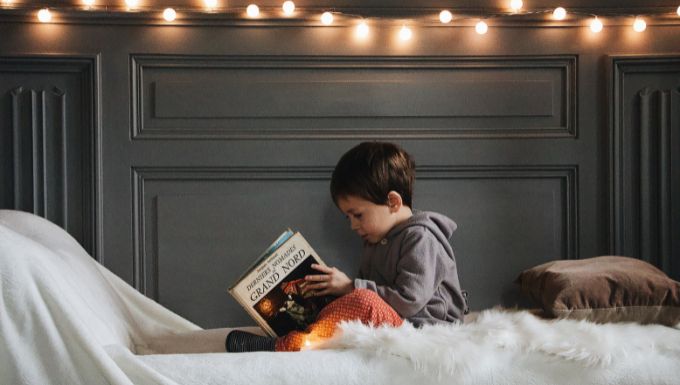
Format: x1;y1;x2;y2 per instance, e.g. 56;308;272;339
633;17;646;32
553;7;566;20
83;0;95;6
320;12;333;25
399;25;412;41
125;0;138;8
677;6;680;16
590;17;603;33
282;1;295;16
204;0;217;9
163;8;176;21
246;4;259;17
475;20;488;34
356;21;369;38
37;8;51;22
510;0;523;12
439;10;452;23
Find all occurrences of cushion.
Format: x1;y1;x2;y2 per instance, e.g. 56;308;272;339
515;256;680;326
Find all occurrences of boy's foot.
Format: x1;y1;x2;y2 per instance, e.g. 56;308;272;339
226;330;276;352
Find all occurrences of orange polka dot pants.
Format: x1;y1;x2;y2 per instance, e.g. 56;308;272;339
274;288;403;352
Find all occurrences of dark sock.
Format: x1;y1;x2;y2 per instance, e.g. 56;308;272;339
225;330;276;352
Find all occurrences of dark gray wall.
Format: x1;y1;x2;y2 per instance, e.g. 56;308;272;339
1;1;679;328
611;57;680;278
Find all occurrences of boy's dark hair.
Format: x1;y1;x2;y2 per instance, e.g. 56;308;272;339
330;142;415;208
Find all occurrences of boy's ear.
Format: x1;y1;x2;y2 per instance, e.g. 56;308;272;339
387;191;403;213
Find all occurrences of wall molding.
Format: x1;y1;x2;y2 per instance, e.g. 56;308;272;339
0;54;102;261
10;86;67;222
131;164;578;297
130;54;577;140
609;54;680;275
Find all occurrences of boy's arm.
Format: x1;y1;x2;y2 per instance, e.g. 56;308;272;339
353;231;442;319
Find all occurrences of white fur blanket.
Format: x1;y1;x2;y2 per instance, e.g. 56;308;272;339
1;209;679;385
318;311;680;383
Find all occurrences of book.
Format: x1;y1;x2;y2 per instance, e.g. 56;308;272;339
228;230;334;337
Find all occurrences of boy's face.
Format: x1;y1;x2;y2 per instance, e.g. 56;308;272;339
337;195;395;244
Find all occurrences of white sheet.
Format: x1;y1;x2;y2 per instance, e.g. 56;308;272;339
0;210;200;385
1;209;679;385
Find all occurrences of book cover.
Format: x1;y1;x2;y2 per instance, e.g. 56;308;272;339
229;230;334;337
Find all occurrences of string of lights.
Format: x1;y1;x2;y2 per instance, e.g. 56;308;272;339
1;0;680;37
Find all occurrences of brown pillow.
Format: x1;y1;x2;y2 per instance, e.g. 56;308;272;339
515;256;680;326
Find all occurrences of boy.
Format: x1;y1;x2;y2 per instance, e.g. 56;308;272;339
226;141;468;352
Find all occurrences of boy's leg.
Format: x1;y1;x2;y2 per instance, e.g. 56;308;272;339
143;326;265;354
226;330;276;352
275;288;403;352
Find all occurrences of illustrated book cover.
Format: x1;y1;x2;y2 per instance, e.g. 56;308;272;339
228;230;334;337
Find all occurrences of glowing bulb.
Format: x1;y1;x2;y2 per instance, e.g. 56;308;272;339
1;0;13;5
37;8;51;22
83;0;95;6
320;12;333;25
510;0;523;11
633;17;646;32
246;4;259;17
204;0;217;9
163;8;176;21
475;20;488;34
282;1;295;15
439;10;452;23
590;17;603;33
356;21;369;38
553;7;567;20
399;25;412;41
677;6;680;16
125;0;138;8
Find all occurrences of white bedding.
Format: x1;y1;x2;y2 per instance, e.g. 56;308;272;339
1;209;679;385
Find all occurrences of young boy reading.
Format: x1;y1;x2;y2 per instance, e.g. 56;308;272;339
226;141;468;352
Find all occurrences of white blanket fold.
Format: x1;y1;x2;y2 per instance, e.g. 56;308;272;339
1;209;679;385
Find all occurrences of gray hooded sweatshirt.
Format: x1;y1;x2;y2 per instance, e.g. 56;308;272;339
353;210;467;325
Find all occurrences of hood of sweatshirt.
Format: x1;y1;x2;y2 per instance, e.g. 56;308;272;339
383;210;458;260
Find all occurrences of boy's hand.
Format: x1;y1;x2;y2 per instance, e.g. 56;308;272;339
304;264;354;297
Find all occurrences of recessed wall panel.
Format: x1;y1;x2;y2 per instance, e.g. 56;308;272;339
0;56;99;257
132;55;576;139
135;166;576;327
611;56;680;280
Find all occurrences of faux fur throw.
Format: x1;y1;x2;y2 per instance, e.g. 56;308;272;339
317;309;680;378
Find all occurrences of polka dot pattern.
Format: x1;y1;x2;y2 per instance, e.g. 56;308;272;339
275;288;403;351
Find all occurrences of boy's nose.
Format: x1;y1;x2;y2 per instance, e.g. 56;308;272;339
349;218;359;230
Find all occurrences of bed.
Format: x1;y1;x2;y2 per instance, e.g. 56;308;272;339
1;209;679;385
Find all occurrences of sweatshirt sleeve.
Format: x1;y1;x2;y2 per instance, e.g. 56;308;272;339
353;230;442;318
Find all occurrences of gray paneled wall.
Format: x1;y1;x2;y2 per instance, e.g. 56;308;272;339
0;57;99;255
611;57;680;279
132;165;576;325
133;55;575;139
1;2;679;328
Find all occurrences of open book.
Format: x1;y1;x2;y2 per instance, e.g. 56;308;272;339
228;230;333;337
